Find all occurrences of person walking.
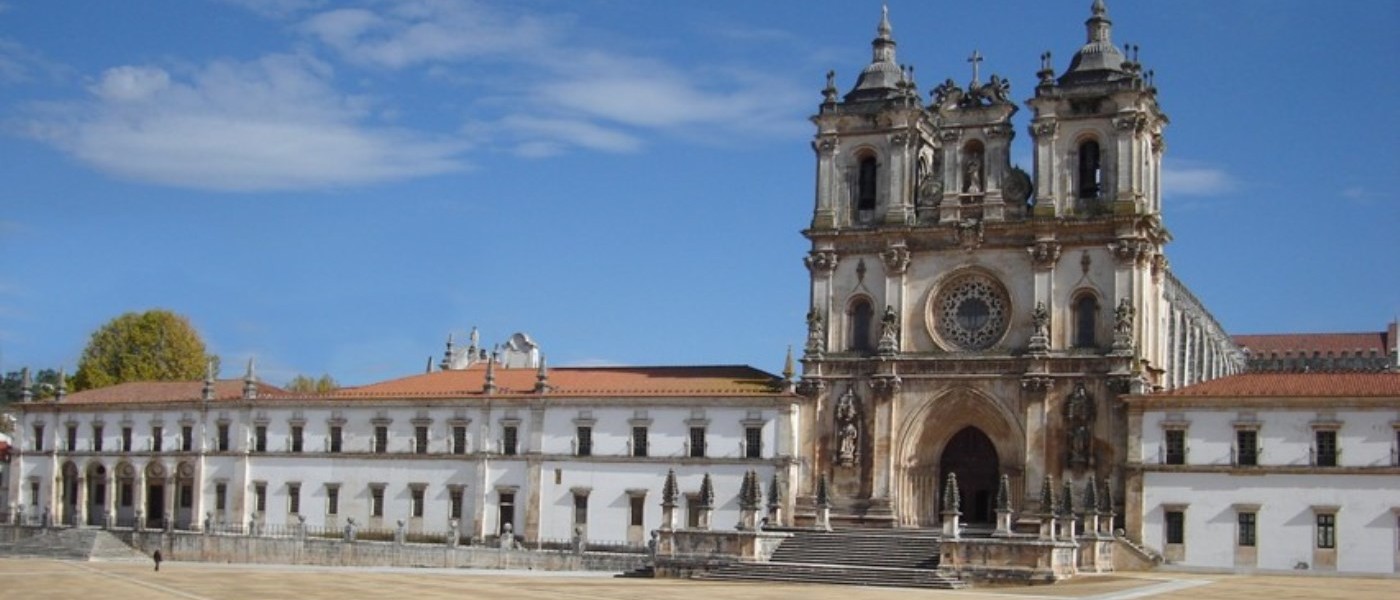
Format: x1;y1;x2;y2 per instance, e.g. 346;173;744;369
153;549;163;572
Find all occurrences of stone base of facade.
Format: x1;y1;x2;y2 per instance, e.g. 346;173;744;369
651;528;791;577
938;536;1083;583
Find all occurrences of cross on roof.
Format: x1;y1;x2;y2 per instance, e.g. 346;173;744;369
968;49;983;84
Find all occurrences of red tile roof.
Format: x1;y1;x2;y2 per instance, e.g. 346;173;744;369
330;364;785;399
53;380;286;405
1156;372;1400;398
1233;331;1390;355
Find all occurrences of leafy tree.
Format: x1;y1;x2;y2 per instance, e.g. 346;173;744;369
73;310;216;390
1;368;71;404
285;374;339;393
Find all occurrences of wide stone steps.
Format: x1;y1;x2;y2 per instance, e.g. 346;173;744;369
0;528;148;562
697;561;966;590
768;530;941;570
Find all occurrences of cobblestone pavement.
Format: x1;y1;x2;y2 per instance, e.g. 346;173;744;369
1;559;1394;600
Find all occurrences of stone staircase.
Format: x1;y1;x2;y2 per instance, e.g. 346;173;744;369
696;529;965;590
0;528;149;561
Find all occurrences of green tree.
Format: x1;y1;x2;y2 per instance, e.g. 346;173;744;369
73;310;216;390
285;373;339;393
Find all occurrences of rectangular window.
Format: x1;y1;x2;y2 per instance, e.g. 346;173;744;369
290;426;304;453
288;483;301;514
1316;514;1336;549
449;488;463;520
1164;429;1186;465
689;427;706;458
120;482;133;508
1315;430;1338;467
632;426;649;457
630;495;645;527
326;486;339;516
502;425;518;456
573;493;588;526
181;426;193;452
576;426;592;457
30;481;41;507
67;425;77;452
254;425;267;453
452;426;467;455
415;426;429;454
151;426;163;452
254;483;267;513
411;487;425;518
1235;430;1258;466
370;486;384;517
121;426;132;452
1165;510;1185;545
215;483;226;511
373;426;388;454
32;424;44;452
329;426;343;453
217;424;230;452
180;484;192;509
745;427;763;459
92;425;104;452
1237;512;1256;547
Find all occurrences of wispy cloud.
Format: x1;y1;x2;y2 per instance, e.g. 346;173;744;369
217;0;325;19
0;37;69;85
1341;186;1383;204
1162;159;1236;197
20;53;467;192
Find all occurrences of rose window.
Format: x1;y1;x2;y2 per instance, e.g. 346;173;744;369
933;274;1010;350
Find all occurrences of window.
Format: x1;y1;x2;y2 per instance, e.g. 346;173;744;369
502;425;518;456
180;484;192;509
411;487;425;518
452;426;467;455
288;483;301;514
217;424;230;452
32;425;43;452
1316;513;1336;549
449;488;464;520
215;483;226;511
92;425;104;452
151;426;163;452
122;427;133;452
1237;512;1256;547
373;425;388;454
630;495;646;527
745;427;763;459
30;481;40;507
415;426;429;454
326;486;340;516
688;427;706;458
181;426;193;451
576;426;592;457
1165;510;1185;545
849;298;874;352
1164;429;1186;465
1073;295;1098;348
121;482;133;508
631;426;649;457
67;425;77;452
370;486;384;517
572;493;588;526
1077;140;1101;199
329;426;343;453
253;483;267;513
290;426;304;453
1315;430;1338;467
1235;429;1258;466
856;155;877;213
254;425;267;453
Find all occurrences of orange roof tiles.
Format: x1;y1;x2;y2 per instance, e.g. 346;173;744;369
53;380;286;405
1156;372;1400;398
1234;331;1390;355
332;364;785;399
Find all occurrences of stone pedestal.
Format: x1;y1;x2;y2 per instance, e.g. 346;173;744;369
993;509;1014;537
1038;514;1057;541
815;506;832;532
942;510;962;540
660;502;677;531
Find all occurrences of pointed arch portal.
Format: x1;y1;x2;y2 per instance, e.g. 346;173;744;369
938;427;999;523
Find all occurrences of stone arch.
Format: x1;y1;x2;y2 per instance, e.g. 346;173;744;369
59;461;80;526
894;387;1024;527
845;294;877;353
84;460;108;526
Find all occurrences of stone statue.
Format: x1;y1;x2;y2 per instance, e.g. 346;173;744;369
1032;302;1049;333
1064;382;1097;468
834;388;861;467
1114;298;1136;335
964;156;983;194
917;165;943;208
982;74;1012;104
838;423;859;466
877;305;899;354
932;78;963;109
805;309;825;354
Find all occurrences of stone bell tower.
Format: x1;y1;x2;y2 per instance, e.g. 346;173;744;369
796;2;1195;530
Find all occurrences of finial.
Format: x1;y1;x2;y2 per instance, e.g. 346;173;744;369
534;355;550;393
440;333;454;370
878;3;891;37
202;360;215;402
425;356;434;373
1092;0;1107;17
767;472;781;508
967;49;984;85
699;473;715;507
483;351;497;394
20;367;32;402
469;326;480;351
782;346;795;383
243;358;257;400
55;367;66;402
662;469;679;506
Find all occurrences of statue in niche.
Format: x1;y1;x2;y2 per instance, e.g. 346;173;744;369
964;155;983;194
834;388;861;467
1114;298;1136;335
1032;302;1049;334
805;309;825;354
877;305;899;354
1064;382;1096;468
917;155;944;211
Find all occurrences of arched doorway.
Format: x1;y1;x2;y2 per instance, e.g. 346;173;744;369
85;463;107;526
938;427;999;524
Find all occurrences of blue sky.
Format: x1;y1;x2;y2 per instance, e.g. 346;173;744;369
1;0;1397;386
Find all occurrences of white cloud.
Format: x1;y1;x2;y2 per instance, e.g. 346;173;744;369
302;2;553;69
22;53;467;192
1162;160;1235;197
499;115;641;154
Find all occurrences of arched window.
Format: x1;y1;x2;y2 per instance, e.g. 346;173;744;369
856;156;878;213
1077;140;1101;199
1073;294;1099;348
848;298;874;352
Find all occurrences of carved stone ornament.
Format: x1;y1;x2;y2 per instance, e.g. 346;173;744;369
1032;120;1058;138
816;138;838;154
1028;301;1050;353
804;309;826;356
834;388;862;467
1112;298;1136;351
796;378;825;397
1063;382;1096;469
1113;113;1146;132
870;375;902;396
1003;166;1033;206
889;131;910;146
1151;253;1168;280
933;272;1010;351
804;250;839;274
932;78;964;110
1020;376;1053;392
1109;239;1149;264
955;218;985;251
877;305;900;355
881;244;911;275
1028;241;1061;269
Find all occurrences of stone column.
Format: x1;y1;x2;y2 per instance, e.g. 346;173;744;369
103;470;116;529
76;475;89;526
134;470;147;529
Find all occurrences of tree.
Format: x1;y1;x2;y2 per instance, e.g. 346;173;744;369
2;368;70;404
285;374;339;393
73;310;216;390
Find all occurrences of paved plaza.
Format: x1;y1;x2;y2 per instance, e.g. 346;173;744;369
1;558;1394;600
